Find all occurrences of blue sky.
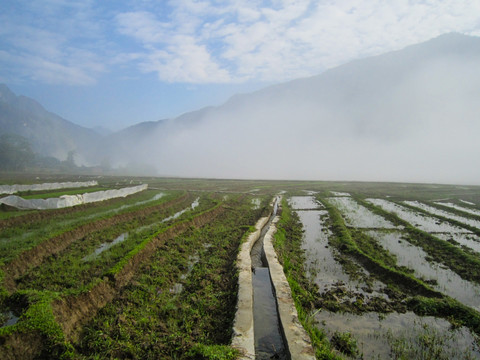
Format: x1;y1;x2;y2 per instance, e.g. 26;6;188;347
1;0;480;131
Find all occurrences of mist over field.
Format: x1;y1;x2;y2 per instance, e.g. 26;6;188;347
1;34;479;185
113;34;480;184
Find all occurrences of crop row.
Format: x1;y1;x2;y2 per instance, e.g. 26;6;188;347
0;191;191;295
273;191;480;358
0;190;271;359
77;194;268;358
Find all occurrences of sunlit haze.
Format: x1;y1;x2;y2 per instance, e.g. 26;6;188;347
1;1;480;184
1;1;479;129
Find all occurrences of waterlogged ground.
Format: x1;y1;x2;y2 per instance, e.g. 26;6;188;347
289;191;480;358
404;200;480;232
315;311;480;359
292;203;386;298
1;177;480;359
368;230;480;311
367;198;473;234
328;197;398;229
436;201;480;217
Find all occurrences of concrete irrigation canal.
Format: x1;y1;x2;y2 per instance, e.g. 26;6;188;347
232;196;315;359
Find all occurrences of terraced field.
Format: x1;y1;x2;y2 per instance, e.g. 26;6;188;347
1;177;480;359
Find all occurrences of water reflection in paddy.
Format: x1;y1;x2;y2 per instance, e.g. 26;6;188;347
368;199;471;234
292;195;480;359
289;196;323;210
292;197;385;296
315;311;480;359
368;230;480;311
328;197;399;229
296;209;350;292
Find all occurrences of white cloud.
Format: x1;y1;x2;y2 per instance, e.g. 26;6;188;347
116;10;231;83
114;0;480;83
2;0;480;86
140;36;231;83
0;0;105;86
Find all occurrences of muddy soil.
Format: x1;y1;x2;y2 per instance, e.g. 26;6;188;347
293;194;480;358
315;311;480;359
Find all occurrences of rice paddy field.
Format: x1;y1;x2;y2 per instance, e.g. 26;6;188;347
1;176;480;359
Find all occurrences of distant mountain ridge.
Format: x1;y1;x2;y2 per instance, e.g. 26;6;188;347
0;84;101;165
117;32;479;183
1;33;479;183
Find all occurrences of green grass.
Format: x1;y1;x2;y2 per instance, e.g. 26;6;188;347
0;190;183;265
76;195;264;359
14;194;219;294
356;196;480;284
1;176;479;358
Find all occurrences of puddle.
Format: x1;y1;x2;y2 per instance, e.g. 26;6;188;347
435;202;480;217
1;311;19;328
83;232;128;261
293;197;386;298
328;197;399;229
435;233;480;253
251;198;261;210
161;198;200;223
368;199;471;234
252;268;288;359
296;209;351;292
315;310;480;359
368;230;480;310
404;201;480;230
288;196;323;210
330;191;351;197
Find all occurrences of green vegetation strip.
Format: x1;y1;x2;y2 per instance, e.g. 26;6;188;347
0;191;188;292
76;195;266;359
322;195;480;337
0;190;185;264
14;196;202;294
320;197;441;298
273;198;342;359
0;195;234;359
356;196;480;284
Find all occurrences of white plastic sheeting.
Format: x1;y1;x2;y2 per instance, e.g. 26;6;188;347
0;184;148;210
0;181;98;195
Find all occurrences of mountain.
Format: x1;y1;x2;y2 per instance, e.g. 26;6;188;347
106;33;480;183
0;84;101;165
1;33;479;183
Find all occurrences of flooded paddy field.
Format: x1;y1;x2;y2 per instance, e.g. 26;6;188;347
280;186;480;359
1;176;480;359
